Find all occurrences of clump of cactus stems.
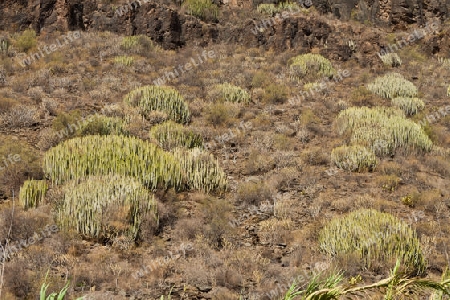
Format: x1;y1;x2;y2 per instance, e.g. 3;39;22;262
367;72;418;99
210;83;251;104
124;85;190;124
150;121;203;151
257;2;302;16
319;208;426;276
391;97;425;116
379;52;402;67
172;147;227;194
57;175;157;240
44;135;227;193
19;180;48;210
43;135;183;190
114;55;135;67
289;53;336;81
336;106;433;156
331;145;377;172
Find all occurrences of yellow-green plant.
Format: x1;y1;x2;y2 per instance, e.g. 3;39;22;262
15;29;37;53
150;121;203;150
331;145;377;172
257;2;301;16
336;106;433;156
183;0;218;21
120;35;154;56
319;209;426;276
289;53;336;81
43;135;182;190
19;180;48;210
57;175;157;240
172;147;227;194
114;55;134;66
447;85;450;97
210;83;251;104
120;36;140;50
282;260;450;299
391;97;424;116
367;72;418;98
124;85;190;124
76;115;128;136
379;52;402;67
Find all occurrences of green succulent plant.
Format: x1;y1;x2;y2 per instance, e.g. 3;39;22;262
43;135;183;190
172;147;227;194
19;180;48;210
319;209;426;276
150;121;203;151
391;97;425;116
114;55;135;67
124;85;190;124
183;0;218;21
330;145;377;172
57;175;157;240
367;72;418;99
289;53;336;81
336;106;432;156
379;52;402;67
210;83;251;104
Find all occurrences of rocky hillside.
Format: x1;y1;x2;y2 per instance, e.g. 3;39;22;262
1;0;450;299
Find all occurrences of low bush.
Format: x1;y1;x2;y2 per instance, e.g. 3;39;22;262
319;208;426;276
124;85;190;124
379;53;402;67
19;180;48;210
149;121;203;150
209;83;251;104
15;29;37;53
391;97;425;116
336;106;433;156
367;72;418;99
331;145;377;172
183;0;219;21
57;175;157;241
289;53;335;81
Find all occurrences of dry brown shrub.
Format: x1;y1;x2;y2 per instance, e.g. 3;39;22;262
300;146;329;166
0;105;38;128
236;181;273;206
37;128;61;151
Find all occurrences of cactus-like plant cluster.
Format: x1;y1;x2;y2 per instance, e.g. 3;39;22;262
319;209;426;276
367;72;418;99
19;180;48;210
173;147;227;194
336;106;433;156
120;36;140;50
379;53;402;67
257;2;301;16
43;135;182;190
76;115;128;136
114;56;135;67
210;83;251;104
183;0;218;21
0;37;9;54
150;121;203;151
331;145;377;172
391;97;425;116
289;53;336;80
57;175;157;240
124;85;190;124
